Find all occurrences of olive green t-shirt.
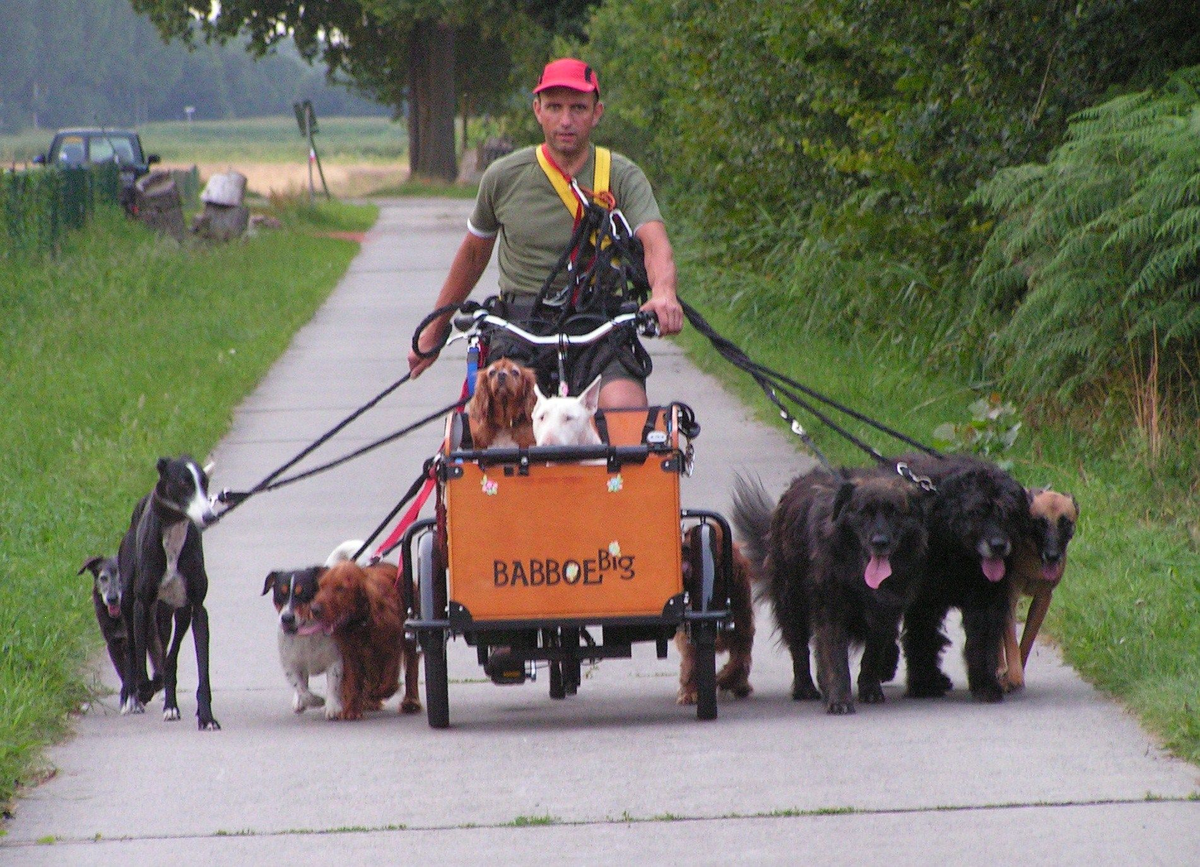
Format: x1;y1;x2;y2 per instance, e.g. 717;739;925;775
469;144;663;297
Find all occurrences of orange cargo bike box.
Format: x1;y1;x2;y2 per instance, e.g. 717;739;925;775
400;403;736;727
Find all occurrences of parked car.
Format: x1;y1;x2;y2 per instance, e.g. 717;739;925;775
34;128;160;213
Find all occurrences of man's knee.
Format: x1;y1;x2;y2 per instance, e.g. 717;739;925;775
599;377;647;410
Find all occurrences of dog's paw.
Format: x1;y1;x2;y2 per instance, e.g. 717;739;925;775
791;681;821;701
716;662;753;698
400;697;423;714
163;706;181;722
859;683;886;704
121;696;145;715
826;700;856;715
970;680;1005;704
293;692;325;713
198;717;221;731
906;678;949;698
676;687;698;706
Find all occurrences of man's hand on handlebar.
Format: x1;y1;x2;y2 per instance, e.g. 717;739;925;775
640;294;683;336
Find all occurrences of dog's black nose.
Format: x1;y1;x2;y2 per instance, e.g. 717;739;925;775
870;532;891;549
987;536;1011;557
281;612;295;627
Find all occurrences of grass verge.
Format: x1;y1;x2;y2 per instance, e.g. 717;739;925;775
0;200;377;812
677;261;1200;765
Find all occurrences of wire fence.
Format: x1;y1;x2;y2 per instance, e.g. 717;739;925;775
0;163;121;259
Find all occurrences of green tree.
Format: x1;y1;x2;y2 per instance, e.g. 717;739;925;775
585;0;1200;359
129;0;596;180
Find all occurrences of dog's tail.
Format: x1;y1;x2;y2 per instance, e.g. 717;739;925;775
730;473;773;580
325;540;368;567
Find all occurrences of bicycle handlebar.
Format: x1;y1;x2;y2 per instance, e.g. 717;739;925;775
452;307;660;347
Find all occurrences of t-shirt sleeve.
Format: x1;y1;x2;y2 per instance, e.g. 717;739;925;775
612;157;663;232
469;166;501;237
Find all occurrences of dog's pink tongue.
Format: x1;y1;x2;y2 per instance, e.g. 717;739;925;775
107;603;121;618
864;555;892;589
296;623;327;637
982;557;1006;582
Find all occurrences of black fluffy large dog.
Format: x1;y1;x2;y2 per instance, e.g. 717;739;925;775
898;454;1029;702
733;467;929;714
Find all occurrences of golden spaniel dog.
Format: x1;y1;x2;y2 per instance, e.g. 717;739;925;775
310;559;421;719
674;522;755;705
467;358;538;448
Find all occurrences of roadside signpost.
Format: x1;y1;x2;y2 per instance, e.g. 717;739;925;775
293;99;330;200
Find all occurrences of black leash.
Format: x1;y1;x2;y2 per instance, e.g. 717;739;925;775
217;391;462;517
349;457;436;563
678;299;942;467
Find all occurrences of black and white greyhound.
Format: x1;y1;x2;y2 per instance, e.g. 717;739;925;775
118;455;221;730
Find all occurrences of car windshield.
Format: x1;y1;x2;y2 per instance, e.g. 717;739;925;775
89;135;137;165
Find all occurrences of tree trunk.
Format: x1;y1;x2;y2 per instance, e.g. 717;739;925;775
407;21;457;182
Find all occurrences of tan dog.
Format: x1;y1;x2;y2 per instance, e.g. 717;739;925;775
467;358;537;448
675;523;755;705
1000;488;1080;691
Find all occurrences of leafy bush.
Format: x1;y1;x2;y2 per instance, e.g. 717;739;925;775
967;66;1200;412
583;0;1200;368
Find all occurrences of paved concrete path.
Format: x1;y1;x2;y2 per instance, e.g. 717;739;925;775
4;199;1197;865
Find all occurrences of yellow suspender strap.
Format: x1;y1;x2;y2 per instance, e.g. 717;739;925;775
536;145;611;219
594;146;611;199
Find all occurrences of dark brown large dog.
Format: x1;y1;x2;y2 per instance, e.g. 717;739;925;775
899;454;1030;702
733;468;929;714
674;522;755;704
1000;488;1079;691
310;560;421;720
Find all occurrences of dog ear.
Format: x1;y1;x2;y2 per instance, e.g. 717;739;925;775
831;480;855;521
262;571;281;596
157;457;170;476
79;556;105;577
469;369;492;424
1069;494;1080;520
580;375;603;413
519;366;538;416
534;381;549;404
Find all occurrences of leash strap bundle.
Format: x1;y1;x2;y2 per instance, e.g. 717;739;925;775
216;384;464;518
678;299;942;470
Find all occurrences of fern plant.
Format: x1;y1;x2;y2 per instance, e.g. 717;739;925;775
966;66;1200;408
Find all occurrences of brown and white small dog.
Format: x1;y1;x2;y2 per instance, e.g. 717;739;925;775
310;551;421;720
531;375;604;447
674;523;755;705
468;358;537;448
262;542;353;719
1000;488;1080;691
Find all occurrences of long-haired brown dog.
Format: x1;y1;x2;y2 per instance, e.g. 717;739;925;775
734;468;930;714
310;559;421;720
999;488;1079;691
674;522;755;704
467;358;537;448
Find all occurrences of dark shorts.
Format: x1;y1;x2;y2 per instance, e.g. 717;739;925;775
488;294;650;395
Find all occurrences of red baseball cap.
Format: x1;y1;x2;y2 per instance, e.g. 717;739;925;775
533;58;600;97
